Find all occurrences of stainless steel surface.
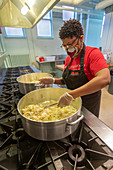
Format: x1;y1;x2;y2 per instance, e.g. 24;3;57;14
0;0;60;28
17;72;53;94
54;5;103;16
1;66;113;169
17;87;82;141
57;0;104;10
95;0;113;10
82;106;113;151
30;65;41;73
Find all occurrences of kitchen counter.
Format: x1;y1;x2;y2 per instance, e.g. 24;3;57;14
56;63;113;71
55;64;64;71
55;63;113;78
82;107;113;151
108;63;113;67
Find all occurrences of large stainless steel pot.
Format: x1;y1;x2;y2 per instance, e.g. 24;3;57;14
17;72;52;94
17;87;83;141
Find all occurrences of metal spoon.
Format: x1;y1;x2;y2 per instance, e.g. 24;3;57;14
44;103;58;109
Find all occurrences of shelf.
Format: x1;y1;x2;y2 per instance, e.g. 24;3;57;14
37;59;65;64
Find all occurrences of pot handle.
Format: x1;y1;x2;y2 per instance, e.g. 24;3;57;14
66;114;84;126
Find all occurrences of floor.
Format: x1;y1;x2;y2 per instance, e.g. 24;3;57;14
99;85;113;130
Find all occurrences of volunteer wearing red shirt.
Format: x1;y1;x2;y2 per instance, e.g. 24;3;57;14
39;19;110;117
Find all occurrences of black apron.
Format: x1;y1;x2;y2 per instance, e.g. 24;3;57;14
62;44;101;117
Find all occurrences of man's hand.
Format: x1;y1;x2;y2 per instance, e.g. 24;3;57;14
58;92;74;107
39;77;55;85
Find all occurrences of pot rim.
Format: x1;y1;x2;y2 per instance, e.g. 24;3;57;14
17;72;52;84
17;89;82;124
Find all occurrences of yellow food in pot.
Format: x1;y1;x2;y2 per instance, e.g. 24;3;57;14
22;100;77;122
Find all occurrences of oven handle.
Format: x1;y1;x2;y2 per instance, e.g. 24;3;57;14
66;114;84;126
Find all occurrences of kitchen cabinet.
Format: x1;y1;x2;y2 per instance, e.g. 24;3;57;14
0;34;10;68
108;63;113;70
0;34;5;54
56;64;64;78
0;52;10;68
36;59;65;77
36;60;57;77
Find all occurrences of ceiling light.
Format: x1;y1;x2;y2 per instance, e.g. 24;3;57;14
21;5;29;15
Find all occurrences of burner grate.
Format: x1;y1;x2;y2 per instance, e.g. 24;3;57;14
0;66;113;170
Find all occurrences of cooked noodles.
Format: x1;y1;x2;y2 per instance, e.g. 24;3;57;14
22;100;77;122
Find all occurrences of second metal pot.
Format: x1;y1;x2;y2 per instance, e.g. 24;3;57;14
17;87;83;141
17;72;53;94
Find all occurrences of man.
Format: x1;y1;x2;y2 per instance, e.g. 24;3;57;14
39;19;110;117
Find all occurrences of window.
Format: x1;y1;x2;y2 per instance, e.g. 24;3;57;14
4;27;25;38
100;14;105;38
62;6;84;24
63;6;74;21
37;11;53;38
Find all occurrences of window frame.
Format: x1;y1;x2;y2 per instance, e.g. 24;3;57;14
37;10;53;39
62;6;75;21
4;27;26;38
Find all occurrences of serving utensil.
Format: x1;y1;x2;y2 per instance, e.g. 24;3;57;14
44;103;58;109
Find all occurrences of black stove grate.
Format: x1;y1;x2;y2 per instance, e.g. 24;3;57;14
0;66;113;170
0;66;34;85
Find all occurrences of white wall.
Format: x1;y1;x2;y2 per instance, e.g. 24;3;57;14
100;12;113;62
2;18;66;65
1;11;104;66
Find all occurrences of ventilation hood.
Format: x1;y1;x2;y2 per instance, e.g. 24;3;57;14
95;0;113;10
0;0;60;28
56;0;85;6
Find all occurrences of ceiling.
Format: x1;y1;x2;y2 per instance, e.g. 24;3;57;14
0;0;112;28
56;0;113;11
0;0;60;28
57;0;104;9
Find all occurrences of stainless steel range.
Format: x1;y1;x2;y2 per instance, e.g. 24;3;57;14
0;66;113;170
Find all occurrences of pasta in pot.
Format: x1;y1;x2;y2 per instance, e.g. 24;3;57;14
22;100;77;122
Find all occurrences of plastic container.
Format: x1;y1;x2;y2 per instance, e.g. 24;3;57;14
44;56;55;61
39;57;44;62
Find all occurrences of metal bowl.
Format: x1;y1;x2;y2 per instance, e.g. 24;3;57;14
17;72;53;94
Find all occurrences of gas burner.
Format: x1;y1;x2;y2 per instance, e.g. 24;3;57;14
6;73;20;76
1;66;113;170
12;128;25;141
68;144;86;167
3;77;17;84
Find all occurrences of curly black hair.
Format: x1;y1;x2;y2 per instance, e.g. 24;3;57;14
59;19;84;39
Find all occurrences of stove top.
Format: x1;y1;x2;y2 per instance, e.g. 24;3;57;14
0;66;113;170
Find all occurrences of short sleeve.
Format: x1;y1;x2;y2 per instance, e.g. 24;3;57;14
88;48;108;76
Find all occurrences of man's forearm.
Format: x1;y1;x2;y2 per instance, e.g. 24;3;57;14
68;69;110;98
54;78;65;85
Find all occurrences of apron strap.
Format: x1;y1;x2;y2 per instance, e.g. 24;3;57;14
80;43;86;72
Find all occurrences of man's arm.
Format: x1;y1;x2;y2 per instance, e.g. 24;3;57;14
68;68;110;98
54;77;65;85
